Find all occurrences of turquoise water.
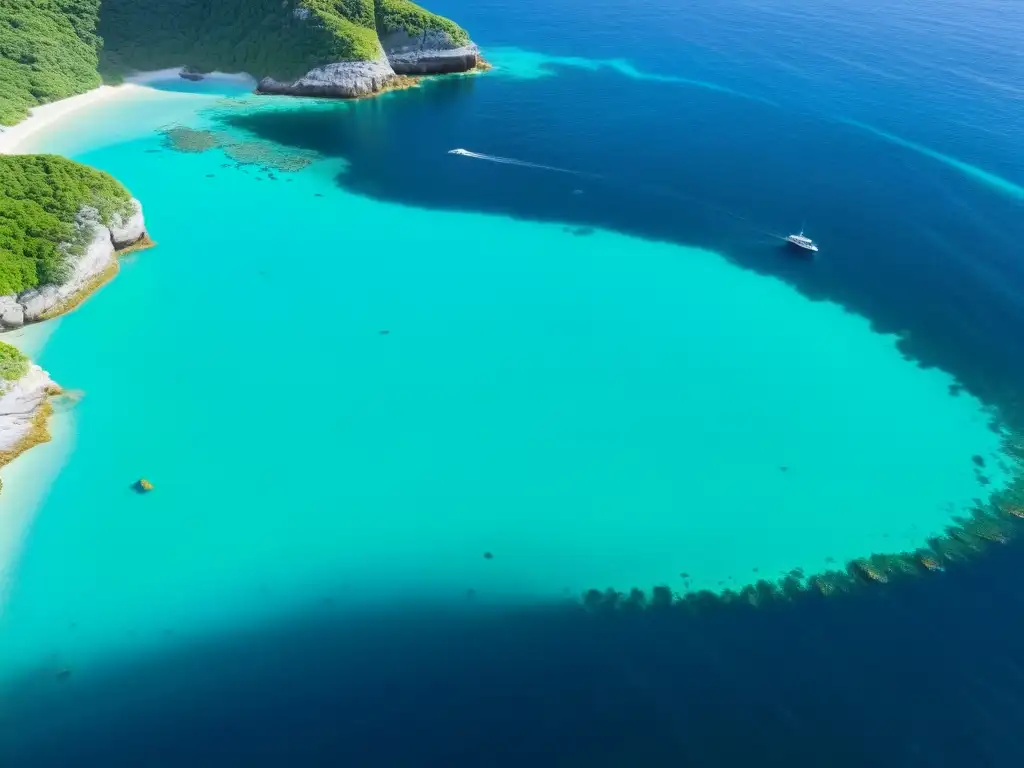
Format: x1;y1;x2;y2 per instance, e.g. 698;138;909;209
0;74;1011;685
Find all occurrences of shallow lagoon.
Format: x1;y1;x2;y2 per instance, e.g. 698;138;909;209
0;73;1013;684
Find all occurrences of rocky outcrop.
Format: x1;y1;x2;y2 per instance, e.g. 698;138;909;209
257;58;397;99
0;198;147;329
255;26;481;100
109;198;147;249
0;363;58;471
381;29;480;75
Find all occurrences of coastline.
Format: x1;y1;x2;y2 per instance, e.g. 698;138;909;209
0;80;161;489
0;85;126;155
0;69;256;156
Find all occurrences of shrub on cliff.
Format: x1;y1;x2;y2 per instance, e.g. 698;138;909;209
0;341;29;382
373;0;469;45
0;155;133;295
0;0;103;126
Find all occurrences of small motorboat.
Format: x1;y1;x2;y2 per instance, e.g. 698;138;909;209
786;229;819;253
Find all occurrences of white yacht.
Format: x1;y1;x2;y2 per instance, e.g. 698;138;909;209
786;229;819;253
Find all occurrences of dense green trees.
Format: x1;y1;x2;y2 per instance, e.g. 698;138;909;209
0;341;30;382
0;0;103;125
374;0;469;45
1;1;471;123
99;0;381;81
0;155;133;295
98;0;469;80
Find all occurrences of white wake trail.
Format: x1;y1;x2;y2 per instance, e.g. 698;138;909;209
448;148;592;176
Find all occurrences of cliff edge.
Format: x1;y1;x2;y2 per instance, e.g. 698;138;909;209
0;342;60;492
99;0;481;100
0;155;149;330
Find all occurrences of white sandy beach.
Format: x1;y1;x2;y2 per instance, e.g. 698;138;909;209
0;69;257;156
0;85;128;155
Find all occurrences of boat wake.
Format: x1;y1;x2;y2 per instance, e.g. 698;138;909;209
448;148;594;176
447;149;784;243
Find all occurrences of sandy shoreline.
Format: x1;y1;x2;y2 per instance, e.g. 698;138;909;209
0;85;126;155
0;69;256;156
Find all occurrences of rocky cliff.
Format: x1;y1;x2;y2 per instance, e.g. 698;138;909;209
0;199;147;330
99;0;481;101
0;348;60;488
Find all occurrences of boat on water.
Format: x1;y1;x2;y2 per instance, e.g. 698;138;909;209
786;229;819;253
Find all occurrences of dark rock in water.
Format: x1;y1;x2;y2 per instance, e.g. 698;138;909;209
779;465;788;472
379;330;390;335
483;551;494;560
314;193;323;197
680;572;689;578
972;454;986;467
132;478;154;494
56;668;71;681
948;382;964;396
179;68;204;82
205;174;215;178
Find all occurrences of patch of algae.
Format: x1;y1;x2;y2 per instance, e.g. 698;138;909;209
160;124;320;172
578;425;1024;615
222;142;318;172
0;396;59;496
162;127;233;153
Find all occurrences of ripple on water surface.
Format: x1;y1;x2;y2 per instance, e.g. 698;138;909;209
0;79;1017;683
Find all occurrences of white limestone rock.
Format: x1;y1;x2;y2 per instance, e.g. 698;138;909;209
0;201;148;328
0;297;23;329
109;198;146;249
257;58;396;98
0;363;56;455
381;29;479;75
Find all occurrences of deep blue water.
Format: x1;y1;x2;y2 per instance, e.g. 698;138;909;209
5;0;1024;764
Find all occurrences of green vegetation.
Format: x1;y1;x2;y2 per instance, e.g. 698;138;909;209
99;0;470;80
0;341;29;382
2;0;475;124
0;0;102;125
99;0;382;81
0;155;133;295
374;0;469;45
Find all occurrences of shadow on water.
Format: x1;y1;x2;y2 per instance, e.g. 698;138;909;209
218;69;1024;426
6;538;1024;766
